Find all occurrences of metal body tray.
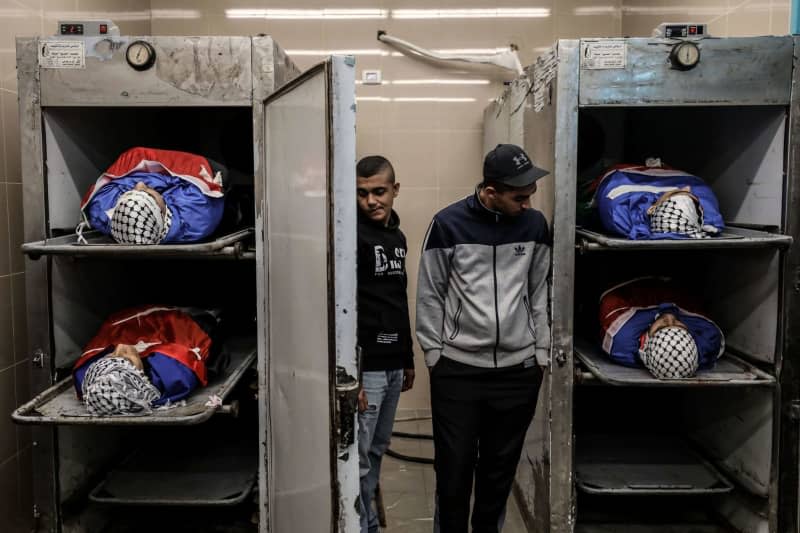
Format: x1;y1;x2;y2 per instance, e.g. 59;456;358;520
575;338;776;387
22;228;254;259
12;335;255;426
576;226;792;252
89;427;256;506
576;434;734;495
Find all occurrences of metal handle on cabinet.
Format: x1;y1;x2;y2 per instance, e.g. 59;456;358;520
217;400;240;417
31;349;45;368
789;400;800;422
335;366;359;448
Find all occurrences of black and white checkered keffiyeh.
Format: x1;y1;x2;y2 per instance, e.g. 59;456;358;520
82;357;161;416
640;326;699;379
110;190;172;245
648;192;712;239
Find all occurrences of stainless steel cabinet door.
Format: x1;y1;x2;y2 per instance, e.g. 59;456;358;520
259;56;358;532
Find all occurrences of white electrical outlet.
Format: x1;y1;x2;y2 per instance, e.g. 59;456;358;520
362;69;382;85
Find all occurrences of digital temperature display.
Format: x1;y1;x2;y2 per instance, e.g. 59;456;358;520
665;24;705;38
60;24;84;35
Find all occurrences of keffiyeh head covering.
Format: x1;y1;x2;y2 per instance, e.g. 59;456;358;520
648;191;713;239
640;326;699;379
82;357;161;415
110;190;172;244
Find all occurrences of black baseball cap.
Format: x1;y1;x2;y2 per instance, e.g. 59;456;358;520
483;144;549;187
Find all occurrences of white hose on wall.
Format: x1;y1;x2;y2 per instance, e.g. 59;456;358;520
377;30;524;76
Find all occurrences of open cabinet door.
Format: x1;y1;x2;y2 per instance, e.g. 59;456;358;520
258;56;358;532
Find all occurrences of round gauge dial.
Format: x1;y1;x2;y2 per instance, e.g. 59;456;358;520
126;40;156;71
670;41;700;70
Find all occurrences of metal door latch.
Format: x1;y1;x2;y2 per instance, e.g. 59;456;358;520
31;349;45;368
794;267;800;293
335;366;359;448
789;400;800;421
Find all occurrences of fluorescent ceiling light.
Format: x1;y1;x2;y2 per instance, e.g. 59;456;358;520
573;6;618;16
391;8;550;19
393;97;477;102
226;8;387;19
356;79;490;85
355;96;477;103
48;10;150;21
391;79;490;85
620;6;721;15
151;9;201;19
286;49;389;56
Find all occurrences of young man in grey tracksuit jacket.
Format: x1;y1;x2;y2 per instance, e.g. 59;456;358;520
417;144;551;533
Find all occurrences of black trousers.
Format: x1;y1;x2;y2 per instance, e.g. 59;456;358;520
431;356;543;533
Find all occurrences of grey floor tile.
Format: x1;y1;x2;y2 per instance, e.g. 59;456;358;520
381;490;432;520
384;515;436;533
379;464;426;494
389;436;423;457
421;466;436;497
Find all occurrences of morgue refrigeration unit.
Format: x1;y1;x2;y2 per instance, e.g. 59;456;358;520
10;26;361;533
485;34;800;533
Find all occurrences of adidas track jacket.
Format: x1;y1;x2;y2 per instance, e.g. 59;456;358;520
416;192;552;369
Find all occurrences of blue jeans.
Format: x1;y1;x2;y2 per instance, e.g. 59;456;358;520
359;369;404;533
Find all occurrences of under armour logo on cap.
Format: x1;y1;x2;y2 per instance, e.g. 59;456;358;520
483;144;548;188
512;153;528;169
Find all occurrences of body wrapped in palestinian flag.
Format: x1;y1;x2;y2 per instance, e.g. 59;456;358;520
81;147;225;243
599;277;724;369
593;163;724;240
73;305;212;407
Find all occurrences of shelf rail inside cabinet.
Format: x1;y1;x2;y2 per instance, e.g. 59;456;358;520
574;338;776;387
22;228;255;260
575;225;792;253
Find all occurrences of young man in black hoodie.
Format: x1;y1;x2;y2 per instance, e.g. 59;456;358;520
356;155;415;533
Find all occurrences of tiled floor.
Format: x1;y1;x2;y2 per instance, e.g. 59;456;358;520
378;412;527;533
